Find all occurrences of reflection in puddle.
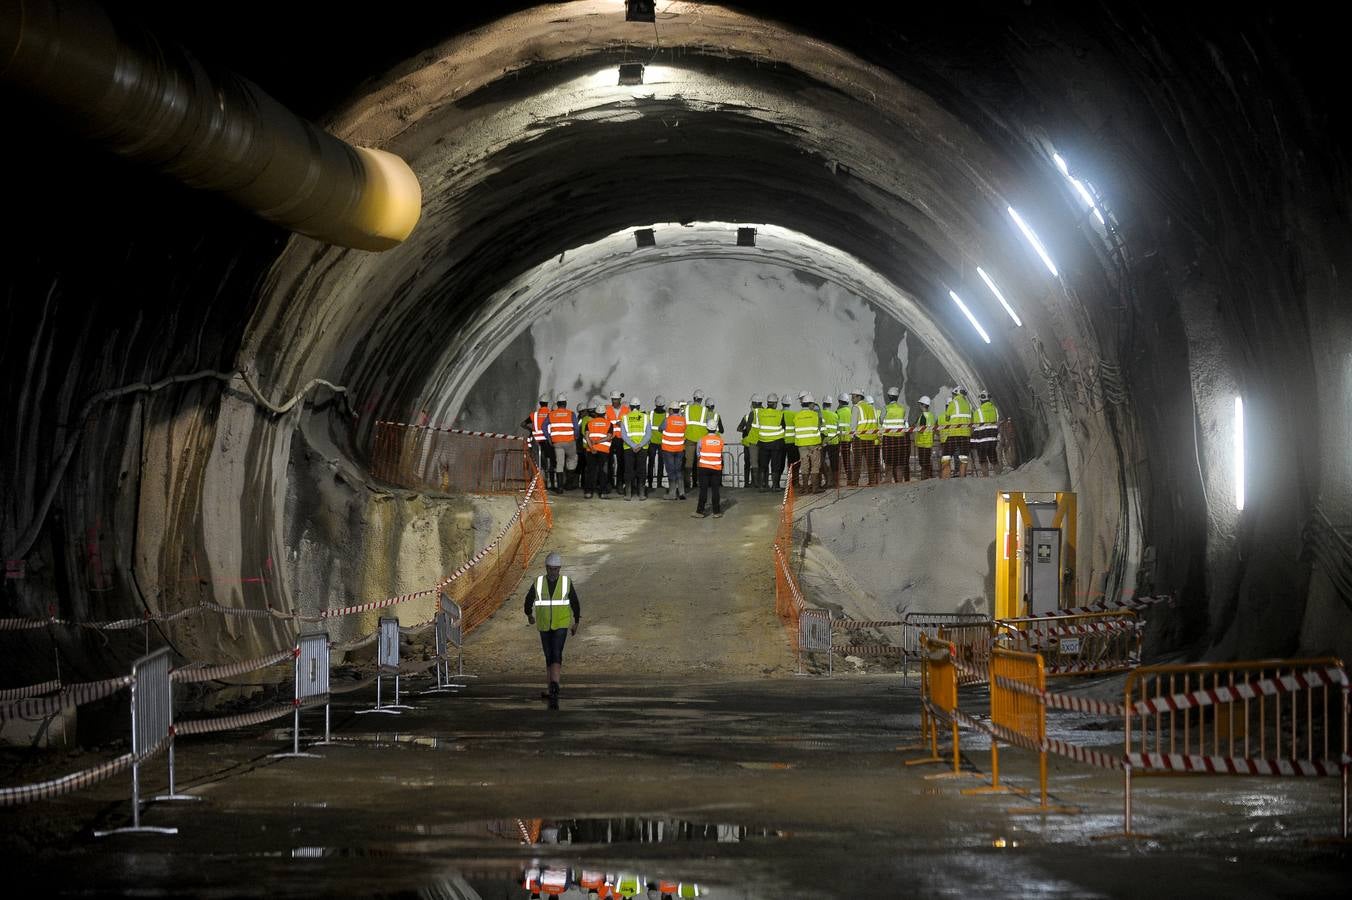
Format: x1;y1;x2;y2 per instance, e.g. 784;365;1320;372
395;816;785;845
524;867;705;898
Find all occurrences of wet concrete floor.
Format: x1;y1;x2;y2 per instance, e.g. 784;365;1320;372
4;673;1348;897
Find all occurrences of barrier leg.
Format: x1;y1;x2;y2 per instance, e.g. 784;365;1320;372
356;675;401;715
962;740;1025;796
269;706;323;759
95;758;179;837
924;721;982;780
384;675;414;711
904;707;946;765
311;703;337;746
153;737;203;802
421;659;460;694
1006;751;1078;815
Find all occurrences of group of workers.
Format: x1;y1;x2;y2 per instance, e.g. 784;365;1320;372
525;867;700;898
523;385;1003;510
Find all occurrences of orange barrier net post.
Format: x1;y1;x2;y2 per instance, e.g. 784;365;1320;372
1121;658;1349;839
370;421;532;494
906;634;978;779
772;463;802;650
998;611;1142;677
981;647;1078;813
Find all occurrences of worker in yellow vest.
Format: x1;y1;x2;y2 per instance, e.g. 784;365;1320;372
942;386;974;478
660;404;688;501
781;392;798;486
755;393;786;491
848;389;881;486
524;551;580;710
647;397;668;492
693;418;725;518
738;394;763;489
881;386;911;483
584;397;613;498
972;390;1001;477
794;394;824;493
620;399;652;500
913;395;937;479
683;389;711;491
819;393;839;491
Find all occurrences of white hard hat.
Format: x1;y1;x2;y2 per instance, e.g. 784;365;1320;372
865;395;875;405
766;392;779;404
852;388;864;396
979;390;990;401
590;395;605;409
545;552;562;568
920;395;932;405
693;388;705;400
556;392;568;403
802;392;816;404
821;394;833;405
751;393;763;404
838;392;850;404
538;394;549;404
887;386;901;397
654;395;667;406
798;390;809;400
706;397;716;407
630;397;643;408
610;389;622;399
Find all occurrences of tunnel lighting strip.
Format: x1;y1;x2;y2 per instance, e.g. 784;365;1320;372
1234;396;1245;512
948;291;991;344
1052;153;1106;225
976;266;1022;327
1006;206;1059;277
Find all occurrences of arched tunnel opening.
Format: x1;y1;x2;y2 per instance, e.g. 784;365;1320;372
2;1;1350;894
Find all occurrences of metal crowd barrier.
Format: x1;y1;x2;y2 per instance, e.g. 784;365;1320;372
271;633;330;758
356;617;413;716
95;648;176;836
905;634;976;779
939;622;996;686
998;611;1142;676
1121;658;1349;838
425;601;471;694
798;609;832;675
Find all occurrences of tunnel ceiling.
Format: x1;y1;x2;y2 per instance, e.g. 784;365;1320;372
6;0;1351;663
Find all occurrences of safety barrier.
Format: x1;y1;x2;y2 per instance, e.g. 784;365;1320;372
771;463;803;651
999;611;1142;676
798;609;832;675
270;633;331;758
370;420;533;494
905;633;978;778
1122;658;1349;837
939;621;996;686
425;602;466;693
356;617;413;716
95;648;176;836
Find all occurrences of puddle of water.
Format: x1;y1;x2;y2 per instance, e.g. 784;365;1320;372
393;816;786;846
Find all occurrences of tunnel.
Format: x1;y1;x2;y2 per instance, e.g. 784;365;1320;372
2;1;1350;895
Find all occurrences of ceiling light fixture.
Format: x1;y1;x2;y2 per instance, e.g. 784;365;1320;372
634;228;655;248
617;63;645;85
625;0;656;23
737;227;757;247
1007;206;1059;277
1234;396;1245;512
949;290;991;344
976;266;1022;327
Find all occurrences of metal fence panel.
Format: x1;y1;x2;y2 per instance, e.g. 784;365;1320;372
296;633;330;700
377;617;400;671
132;648;172;757
799;610;832;653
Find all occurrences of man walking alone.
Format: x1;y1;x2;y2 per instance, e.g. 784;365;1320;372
524;551;580;710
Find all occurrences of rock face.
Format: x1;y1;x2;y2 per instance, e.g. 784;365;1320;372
2;2;1350;682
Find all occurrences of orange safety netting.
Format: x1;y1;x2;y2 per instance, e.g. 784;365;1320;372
370;421;535;494
772;462;804;648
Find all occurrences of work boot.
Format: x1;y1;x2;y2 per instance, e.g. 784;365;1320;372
640;490;648;501
713;510;723;518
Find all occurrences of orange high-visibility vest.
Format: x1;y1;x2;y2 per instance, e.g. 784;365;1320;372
661;414;687;452
530;407;550;442
548;408;575;444
587;417;613;453
697;434;724;470
605;404;630;438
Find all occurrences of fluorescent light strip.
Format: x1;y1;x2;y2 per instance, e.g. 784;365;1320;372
976;266;1022;327
1234;396;1245;512
949;290;991;344
1007;206;1059;277
1052;152;1069;175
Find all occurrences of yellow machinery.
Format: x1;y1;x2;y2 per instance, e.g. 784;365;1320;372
994;492;1076;619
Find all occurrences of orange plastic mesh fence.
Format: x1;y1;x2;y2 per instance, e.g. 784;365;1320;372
371;421;533;494
772;463;802;647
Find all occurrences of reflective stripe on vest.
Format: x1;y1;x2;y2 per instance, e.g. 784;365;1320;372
605;405;629;438
882;402;909;436
685;404;709;441
855;402;880;441
744;408;761;445
661;414;687;452
548;408;575;443
755;406;784;440
533;575;572;631
587;418;613;452
782;407;796;444
624;410;649;446
821;408;839;444
915;411;936;447
697;435;724;470
795;409;822;445
531;407;550;442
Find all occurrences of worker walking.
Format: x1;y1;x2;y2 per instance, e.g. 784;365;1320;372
603;391;629;491
738;394;764;489
522;395;555;488
524;551;579;710
620;399;652;500
795;393;824;493
647;397;668;492
757;393;786;491
942;385;974;478
693;412;725;518
820;393;839;490
683;389;711;492
660;402;688;501
881;386;911;483
546;394;579;493
848;389;881;486
781;392;798;487
914;395;937;479
972;390;1001;477
584;397;613;498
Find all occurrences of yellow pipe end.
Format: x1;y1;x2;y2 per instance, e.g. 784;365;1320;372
334;146;422;251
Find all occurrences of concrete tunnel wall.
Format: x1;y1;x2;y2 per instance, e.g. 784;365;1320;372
2;1;1350;683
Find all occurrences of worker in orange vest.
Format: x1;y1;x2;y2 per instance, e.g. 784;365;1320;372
584;396;613;499
660;403;688;501
521;394;555;487
545;393;578;493
693;408;725;518
603;390;629;491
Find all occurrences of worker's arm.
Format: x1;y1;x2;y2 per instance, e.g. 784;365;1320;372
737;413;751;436
714;414;724;434
641;417;652;446
622;428;639;452
568;582;581;633
524;581;537;622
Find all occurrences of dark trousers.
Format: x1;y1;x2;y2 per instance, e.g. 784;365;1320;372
646;444;663;487
763;440;786;487
622;447;645;495
697;468;722;513
608;437;623;486
824;444;839;488
850;439;880;485
917;446;933;478
882;435;911;482
535;441;554;475
742;445;752;487
585;452;610;494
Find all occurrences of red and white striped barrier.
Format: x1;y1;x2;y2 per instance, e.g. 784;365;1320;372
0;678;61;701
1031;620;1142;638
993;674;1128;717
1023;596;1171;618
1045;659;1140;676
1126;751;1350;777
1130;666;1348;716
834;619;906;630
374;420;529;443
171;648;298;684
0;675;133;723
174;696;325;737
